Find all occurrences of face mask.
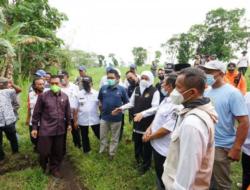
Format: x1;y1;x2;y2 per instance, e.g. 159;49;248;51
51;85;61;93
140;80;149;87
206;72;220;86
107;79;115;86
128;79;135;86
83;85;91;91
161;88;168;96
158;75;164;81
170;89;192;105
62;79;66;84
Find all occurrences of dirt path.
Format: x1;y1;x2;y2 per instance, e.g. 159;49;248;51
48;155;85;190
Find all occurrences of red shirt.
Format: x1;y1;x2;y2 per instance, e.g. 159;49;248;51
32;90;71;136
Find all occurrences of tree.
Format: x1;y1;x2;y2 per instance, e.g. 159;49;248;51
132;47;147;66
161;34;180;63
161;8;250;63
177;33;196;63
97;55;105;67
108;53;118;67
154;51;162;64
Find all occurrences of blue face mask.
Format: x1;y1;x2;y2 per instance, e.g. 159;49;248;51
206;72;220;86
107;79;115;86
161;88;168;97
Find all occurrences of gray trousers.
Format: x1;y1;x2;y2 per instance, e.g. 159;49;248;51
209;147;232;190
99;119;121;156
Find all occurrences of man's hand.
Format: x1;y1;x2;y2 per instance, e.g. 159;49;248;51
8;79;13;87
31;130;38;139
74;122;79;130
224;147;241;162
142;128;152;142
67;125;72;132
25;119;30;127
134;113;144;122
111;108;122;116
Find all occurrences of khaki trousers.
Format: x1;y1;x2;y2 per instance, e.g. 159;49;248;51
99;119;121;156
209;147;232;190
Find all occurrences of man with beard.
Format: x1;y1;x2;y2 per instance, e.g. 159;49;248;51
26;78;46;152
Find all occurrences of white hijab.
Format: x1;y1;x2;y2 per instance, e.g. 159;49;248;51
139;71;154;95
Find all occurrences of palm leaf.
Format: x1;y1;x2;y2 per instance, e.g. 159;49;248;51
0;38;16;56
0;21;11;33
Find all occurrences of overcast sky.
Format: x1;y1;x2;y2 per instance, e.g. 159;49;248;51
49;0;250;65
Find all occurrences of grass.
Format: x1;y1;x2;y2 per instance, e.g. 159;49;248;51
0;65;249;189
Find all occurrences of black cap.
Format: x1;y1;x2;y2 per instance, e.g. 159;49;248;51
227;63;236;70
174;63;191;72
164;63;175;71
57;69;68;76
82;76;92;83
242;50;248;54
205;54;210;58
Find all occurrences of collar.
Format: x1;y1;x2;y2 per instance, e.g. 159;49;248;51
83;89;93;94
49;89;61;96
108;84;118;90
62;82;71;89
186;97;210;109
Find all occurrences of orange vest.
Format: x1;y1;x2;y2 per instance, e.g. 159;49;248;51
225;70;247;95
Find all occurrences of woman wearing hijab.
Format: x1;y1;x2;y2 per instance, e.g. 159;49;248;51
112;71;160;175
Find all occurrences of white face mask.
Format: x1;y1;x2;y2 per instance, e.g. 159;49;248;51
170;88;192;105
62;79;66;84
140;79;149;87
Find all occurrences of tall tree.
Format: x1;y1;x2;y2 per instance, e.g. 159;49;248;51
97;55;105;67
177;33;196;63
132;47;147;66
161;34;180;63
108;53;118;67
154;51;162;64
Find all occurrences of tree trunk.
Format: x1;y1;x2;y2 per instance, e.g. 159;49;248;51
1;56;8;77
18;46;21;85
6;56;14;80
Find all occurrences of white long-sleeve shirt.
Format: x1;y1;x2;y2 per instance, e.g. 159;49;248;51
173;115;209;190
120;88;160;118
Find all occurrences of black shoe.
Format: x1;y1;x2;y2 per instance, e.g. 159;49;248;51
109;155;115;160
139;167;151;176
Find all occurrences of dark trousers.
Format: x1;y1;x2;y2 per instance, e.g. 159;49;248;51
133;132;152;171
153;148;166;189
38;135;64;173
119;114;125;142
79;124;100;153
63;120;81;156
29;125;39;151
0;122;19;161
238;67;248;76
242;152;250;190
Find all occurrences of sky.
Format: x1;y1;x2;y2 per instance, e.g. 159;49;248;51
49;0;250;66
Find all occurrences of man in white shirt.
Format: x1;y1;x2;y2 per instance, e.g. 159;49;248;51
237;50;249;76
58;69;81;156
142;73;183;190
25;78;46;152
162;67;218;190
73;76;101;153
112;71;160;175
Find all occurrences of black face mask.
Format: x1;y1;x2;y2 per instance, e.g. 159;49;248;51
128;79;136;86
158;75;164;81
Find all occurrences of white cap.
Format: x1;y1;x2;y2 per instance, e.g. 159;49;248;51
201;60;226;73
114;68;121;76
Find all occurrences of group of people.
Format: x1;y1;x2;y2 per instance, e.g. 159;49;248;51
0;50;250;189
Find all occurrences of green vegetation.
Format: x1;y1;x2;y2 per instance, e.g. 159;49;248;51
161;8;250;63
0;66;248;189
